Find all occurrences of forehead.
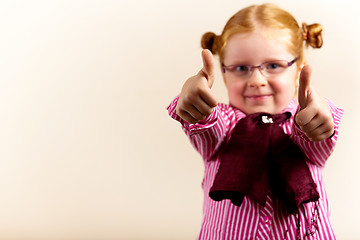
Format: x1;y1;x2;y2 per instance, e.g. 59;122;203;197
223;29;294;63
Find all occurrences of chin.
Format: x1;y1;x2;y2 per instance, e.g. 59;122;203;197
230;101;279;115
244;107;277;115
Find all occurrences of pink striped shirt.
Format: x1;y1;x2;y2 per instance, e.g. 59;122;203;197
167;97;344;240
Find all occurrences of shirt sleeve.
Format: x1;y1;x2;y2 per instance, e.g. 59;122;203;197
167;96;229;161
290;99;344;167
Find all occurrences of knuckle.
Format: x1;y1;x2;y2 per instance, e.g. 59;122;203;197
325;112;333;122
182;94;196;105
183;114;196;124
175;105;182;115
176;109;186;119
188;88;203;100
182;96;191;105
324;123;334;131
200;110;211;119
204;107;214;116
192;111;203;120
189;119;198;124
176;101;187;112
199;115;207;121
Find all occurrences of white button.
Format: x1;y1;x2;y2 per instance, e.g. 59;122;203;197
262;116;273;124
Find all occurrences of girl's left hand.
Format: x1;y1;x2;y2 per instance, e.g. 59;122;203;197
295;65;334;142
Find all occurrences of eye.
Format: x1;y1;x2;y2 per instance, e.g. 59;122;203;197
235;65;249;72
267;63;280;69
264;61;287;72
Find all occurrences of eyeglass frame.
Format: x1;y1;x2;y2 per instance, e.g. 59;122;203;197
221;57;299;78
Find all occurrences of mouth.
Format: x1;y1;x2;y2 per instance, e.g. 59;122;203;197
246;94;272;101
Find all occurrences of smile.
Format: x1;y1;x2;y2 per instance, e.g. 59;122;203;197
246;95;272;101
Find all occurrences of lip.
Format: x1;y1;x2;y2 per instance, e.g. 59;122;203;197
246;94;272;101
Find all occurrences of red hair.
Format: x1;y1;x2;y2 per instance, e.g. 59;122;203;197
201;4;323;67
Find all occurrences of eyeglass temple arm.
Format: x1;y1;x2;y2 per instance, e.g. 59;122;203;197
288;57;299;66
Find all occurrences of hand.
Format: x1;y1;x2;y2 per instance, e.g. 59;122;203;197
176;49;218;124
295;65;334;141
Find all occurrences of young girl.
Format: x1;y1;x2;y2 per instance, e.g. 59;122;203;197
167;3;343;240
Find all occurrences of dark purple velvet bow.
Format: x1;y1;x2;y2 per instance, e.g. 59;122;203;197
209;112;319;214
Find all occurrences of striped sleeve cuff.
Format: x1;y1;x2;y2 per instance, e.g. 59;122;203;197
167;96;219;136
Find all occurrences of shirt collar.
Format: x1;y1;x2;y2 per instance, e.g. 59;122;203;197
231;98;298;118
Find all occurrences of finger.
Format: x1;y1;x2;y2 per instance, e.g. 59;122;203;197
306;125;335;142
295;105;317;127
177;97;210;122
199;86;218;108
313;130;335;142
193;96;215;116
187;104;208;121
176;108;200;124
298;64;312;109
298;115;323;133
201;49;215;88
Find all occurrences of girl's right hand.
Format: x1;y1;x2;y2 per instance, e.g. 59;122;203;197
176;49;219;124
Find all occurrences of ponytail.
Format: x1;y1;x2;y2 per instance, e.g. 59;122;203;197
201;32;221;54
302;23;323;48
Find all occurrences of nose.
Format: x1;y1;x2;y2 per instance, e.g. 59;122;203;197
247;68;267;87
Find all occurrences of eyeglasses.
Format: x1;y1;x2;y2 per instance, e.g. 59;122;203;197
222;57;299;78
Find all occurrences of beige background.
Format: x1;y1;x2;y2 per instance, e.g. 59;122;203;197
0;0;359;239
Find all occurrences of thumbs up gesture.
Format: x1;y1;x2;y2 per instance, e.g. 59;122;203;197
176;49;219;124
295;65;334;141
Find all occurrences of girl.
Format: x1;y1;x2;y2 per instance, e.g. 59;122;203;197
167;3;343;240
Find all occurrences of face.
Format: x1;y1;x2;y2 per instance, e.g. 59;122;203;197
222;31;300;115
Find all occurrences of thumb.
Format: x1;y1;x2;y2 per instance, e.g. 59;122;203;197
201;49;215;88
298;64;312;109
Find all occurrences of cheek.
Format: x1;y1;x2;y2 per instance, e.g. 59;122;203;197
227;81;245;96
225;81;245;104
272;73;298;95
269;79;296;106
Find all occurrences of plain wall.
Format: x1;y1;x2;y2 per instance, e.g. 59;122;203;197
0;0;359;239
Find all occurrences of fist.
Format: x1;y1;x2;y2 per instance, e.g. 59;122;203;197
295;65;334;141
176;49;218;124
